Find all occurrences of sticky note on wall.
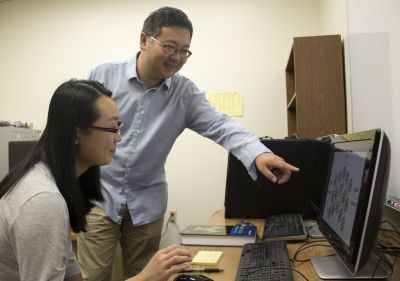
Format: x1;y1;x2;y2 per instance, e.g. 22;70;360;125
205;92;243;117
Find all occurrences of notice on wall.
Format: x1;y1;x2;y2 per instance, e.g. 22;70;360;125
205;92;243;117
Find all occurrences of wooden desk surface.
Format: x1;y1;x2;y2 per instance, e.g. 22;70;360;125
168;209;399;281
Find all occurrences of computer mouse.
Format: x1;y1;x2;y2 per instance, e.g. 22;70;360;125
173;273;214;281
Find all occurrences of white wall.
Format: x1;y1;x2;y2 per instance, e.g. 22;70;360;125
0;0;320;235
346;0;400;198
0;0;325;245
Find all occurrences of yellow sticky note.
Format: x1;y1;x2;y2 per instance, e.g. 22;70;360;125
192;250;223;265
205;92;243;117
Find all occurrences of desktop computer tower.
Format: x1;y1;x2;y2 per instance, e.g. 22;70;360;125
0;127;40;181
224;138;331;219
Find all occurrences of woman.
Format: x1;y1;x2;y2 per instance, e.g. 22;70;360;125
0;79;191;281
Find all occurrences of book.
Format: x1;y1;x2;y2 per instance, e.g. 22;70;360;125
192;250;223;265
180;224;257;246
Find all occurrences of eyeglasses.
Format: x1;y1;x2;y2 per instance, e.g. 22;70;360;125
91;121;123;134
150;36;192;58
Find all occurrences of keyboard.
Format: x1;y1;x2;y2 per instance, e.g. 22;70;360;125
262;213;307;241
235;241;293;281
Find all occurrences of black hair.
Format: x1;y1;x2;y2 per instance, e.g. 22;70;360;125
0;79;112;232
142;6;193;39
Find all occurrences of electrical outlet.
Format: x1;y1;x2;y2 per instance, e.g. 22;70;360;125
169;209;177;222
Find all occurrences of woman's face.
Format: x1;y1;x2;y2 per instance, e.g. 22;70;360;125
75;96;121;174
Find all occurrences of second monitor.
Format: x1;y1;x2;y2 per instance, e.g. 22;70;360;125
312;128;391;279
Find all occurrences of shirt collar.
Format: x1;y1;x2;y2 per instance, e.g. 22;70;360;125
126;52;172;90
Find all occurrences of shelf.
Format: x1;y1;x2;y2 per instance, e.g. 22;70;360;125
284;35;346;139
287;92;296;111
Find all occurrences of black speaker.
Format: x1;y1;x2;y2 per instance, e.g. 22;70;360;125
224;138;331;219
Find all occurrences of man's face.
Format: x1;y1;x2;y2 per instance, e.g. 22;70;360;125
140;26;191;84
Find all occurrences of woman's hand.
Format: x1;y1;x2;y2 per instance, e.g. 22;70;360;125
128;244;192;281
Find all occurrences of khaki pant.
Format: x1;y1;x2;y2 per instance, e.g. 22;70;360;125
77;206;163;281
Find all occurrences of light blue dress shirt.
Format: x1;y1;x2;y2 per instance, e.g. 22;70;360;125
89;55;270;225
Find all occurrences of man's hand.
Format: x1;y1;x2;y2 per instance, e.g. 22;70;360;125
129;244;192;281
255;152;300;184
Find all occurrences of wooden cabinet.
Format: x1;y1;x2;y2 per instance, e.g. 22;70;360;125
286;35;347;139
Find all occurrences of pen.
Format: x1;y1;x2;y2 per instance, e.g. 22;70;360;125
183;268;224;273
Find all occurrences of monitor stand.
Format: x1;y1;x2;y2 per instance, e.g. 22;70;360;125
311;253;391;279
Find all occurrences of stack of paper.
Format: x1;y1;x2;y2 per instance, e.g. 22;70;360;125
192;250;223;265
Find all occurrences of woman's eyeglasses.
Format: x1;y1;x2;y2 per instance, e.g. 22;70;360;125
91;121;123;134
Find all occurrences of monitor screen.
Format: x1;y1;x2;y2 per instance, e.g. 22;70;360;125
322;143;369;247
314;129;391;278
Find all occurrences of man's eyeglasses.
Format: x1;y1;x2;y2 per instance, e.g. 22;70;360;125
91;121;123;134
150;36;192;58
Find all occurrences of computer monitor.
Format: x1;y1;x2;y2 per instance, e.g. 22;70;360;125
302;137;332;237
311;129;391;279
8;141;37;171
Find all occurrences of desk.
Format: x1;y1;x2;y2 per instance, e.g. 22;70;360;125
168;209;399;281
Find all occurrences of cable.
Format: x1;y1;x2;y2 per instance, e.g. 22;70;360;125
301;198;319;218
376;220;400;257
367;220;400;279
161;215;173;237
371;246;394;279
378;232;400;248
291;240;331;263
376;242;400;257
210;208;225;218
161;213;181;237
380;220;400;235
290;268;311;281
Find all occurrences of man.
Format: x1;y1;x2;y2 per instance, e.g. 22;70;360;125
77;7;299;281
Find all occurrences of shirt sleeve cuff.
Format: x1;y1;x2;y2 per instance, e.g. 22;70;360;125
236;141;271;180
